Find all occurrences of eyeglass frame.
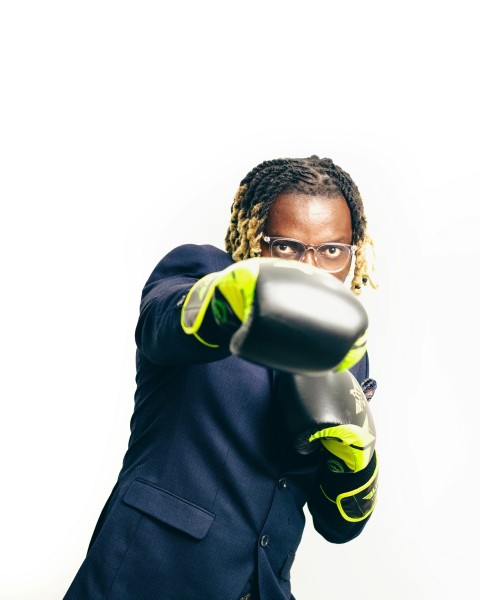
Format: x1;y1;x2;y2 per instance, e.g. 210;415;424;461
261;234;357;273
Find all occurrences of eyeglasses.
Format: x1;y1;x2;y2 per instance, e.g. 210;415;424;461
262;235;356;273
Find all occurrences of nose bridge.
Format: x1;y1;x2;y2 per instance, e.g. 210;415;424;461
300;245;318;266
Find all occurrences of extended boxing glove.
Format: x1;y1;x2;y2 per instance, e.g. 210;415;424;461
276;369;378;522
181;257;368;375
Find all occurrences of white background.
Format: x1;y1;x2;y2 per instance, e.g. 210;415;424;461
1;1;479;598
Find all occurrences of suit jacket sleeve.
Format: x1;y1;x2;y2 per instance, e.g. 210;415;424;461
134;244;234;366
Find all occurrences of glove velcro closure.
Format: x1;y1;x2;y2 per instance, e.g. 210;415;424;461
180;261;259;348
319;450;379;522
181;273;220;347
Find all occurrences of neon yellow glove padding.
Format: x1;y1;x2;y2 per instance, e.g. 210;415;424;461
335;331;368;372
180;260;260;347
307;372;375;472
309;421;376;472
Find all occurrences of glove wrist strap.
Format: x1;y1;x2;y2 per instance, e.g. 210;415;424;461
320;451;379;522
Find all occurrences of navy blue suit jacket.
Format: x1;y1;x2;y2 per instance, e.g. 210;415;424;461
64;245;371;600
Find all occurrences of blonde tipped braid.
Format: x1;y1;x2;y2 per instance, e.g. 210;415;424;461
244;203;266;258
225;185;247;257
351;233;377;295
232;212;250;262
246;213;267;258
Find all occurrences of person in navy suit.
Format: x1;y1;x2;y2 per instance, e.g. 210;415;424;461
64;155;379;600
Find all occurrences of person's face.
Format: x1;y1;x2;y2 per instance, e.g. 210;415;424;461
260;192;354;282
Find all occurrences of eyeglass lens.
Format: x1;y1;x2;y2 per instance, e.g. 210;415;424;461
270;239;351;271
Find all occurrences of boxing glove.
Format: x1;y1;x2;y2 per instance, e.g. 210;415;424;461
276;369;375;469
181;257;368;374
276;369;378;521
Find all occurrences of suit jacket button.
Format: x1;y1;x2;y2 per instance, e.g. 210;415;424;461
278;477;288;490
260;534;269;547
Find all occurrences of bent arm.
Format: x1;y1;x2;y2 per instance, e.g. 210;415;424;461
306;356;379;543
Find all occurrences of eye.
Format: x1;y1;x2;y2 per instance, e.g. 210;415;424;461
319;244;348;260
272;239;301;257
323;245;342;257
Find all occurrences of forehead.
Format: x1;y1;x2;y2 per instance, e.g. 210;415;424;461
265;192;352;242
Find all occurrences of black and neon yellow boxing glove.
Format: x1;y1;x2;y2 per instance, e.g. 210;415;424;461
181;257;368;374
276;369;378;521
318;449;378;523
180;259;257;348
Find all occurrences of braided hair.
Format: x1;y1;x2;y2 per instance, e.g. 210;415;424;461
225;155;377;295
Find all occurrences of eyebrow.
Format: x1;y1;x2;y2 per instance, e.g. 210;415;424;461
267;234;352;244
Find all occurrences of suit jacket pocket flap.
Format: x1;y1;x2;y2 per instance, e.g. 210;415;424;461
123;479;215;540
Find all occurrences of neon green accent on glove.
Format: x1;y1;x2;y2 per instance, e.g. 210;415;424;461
309;419;376;472
180;259;260;347
320;451;379;522
335;331;368;372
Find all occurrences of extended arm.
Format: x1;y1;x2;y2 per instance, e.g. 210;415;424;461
134;244;234;366
181;254;368;374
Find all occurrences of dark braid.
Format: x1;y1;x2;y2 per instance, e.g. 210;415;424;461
225;155;377;295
